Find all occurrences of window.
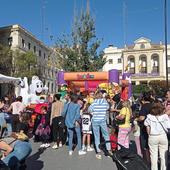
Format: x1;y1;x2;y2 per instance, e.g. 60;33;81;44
22;39;25;48
140;44;145;49
39;50;41;57
108;59;113;64
34;46;36;53
28;43;31;50
118;58;121;63
44;53;46;59
8;37;12;46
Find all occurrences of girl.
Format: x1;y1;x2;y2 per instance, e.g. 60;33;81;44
110;128;117;151
81;103;94;151
116;100;132;149
35;106;51;148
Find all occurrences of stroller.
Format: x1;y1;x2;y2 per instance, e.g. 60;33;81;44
99;140;149;170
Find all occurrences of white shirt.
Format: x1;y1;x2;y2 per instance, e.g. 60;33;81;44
144;114;170;135
11;101;25;115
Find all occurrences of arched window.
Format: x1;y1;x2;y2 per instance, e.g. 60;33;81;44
127;55;135;73
139;55;147;73
151;54;159;73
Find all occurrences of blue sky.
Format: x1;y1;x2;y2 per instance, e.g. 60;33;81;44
0;0;169;51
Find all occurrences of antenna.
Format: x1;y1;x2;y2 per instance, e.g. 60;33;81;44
86;0;90;15
123;0;127;47
41;0;46;42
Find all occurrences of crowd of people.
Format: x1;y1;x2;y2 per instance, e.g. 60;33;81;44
0;89;170;170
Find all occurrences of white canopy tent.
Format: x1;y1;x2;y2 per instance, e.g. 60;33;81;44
0;74;20;84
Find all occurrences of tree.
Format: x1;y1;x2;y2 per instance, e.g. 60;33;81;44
0;44;13;75
13;50;38;82
56;9;106;72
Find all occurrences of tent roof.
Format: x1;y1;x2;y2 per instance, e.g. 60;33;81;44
0;74;20;84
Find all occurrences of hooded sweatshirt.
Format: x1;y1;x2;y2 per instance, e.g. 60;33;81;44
89;98;109;122
144;114;170;135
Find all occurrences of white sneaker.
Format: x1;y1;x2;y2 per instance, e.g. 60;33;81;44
87;147;94;152
59;143;62;148
69;150;73;156
44;143;50;148
82;145;86;151
40;144;45;148
52;144;58;149
78;150;87;155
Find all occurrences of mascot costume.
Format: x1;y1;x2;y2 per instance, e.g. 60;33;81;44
17;76;48;106
29;76;48;104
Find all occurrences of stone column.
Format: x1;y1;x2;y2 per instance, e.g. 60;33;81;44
147;54;152;74
135;54;139;73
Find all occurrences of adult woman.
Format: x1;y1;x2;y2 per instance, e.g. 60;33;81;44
50;93;64;149
116;100;132;149
144;102;170;170
62;94;86;156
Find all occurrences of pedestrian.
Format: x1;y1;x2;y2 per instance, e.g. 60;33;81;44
116;100;132;149
50;93;64;149
110;128;117;151
144;102;170;170
88;91;111;160
62;94;86;156
7;96;25;132
81;103;94;152
35;106;51;148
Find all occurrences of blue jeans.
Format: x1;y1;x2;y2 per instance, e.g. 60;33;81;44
92;120;111;153
0;112;12;136
3;141;32;169
67;127;82;151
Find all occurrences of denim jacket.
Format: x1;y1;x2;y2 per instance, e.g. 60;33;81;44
62;102;80;128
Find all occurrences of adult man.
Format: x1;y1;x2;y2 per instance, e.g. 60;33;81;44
89;91;111;159
8;96;25;132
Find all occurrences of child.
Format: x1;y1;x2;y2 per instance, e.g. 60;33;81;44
35;106;51;148
133;119;142;157
110;128;117;151
17;113;30;135
81;103;94;151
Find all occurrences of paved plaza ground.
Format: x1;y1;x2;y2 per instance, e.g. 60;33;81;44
26;140;117;170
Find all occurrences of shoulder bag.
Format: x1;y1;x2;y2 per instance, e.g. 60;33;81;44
58;103;70;128
155;116;170;141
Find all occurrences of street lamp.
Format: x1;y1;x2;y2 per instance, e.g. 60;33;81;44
164;0;168;89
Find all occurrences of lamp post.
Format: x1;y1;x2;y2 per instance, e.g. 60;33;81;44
164;0;168;89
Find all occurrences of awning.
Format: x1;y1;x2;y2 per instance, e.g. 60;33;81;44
0;74;20;84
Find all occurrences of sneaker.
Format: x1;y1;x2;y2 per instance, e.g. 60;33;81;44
96;153;102;160
52;144;58;149
82;145;86;151
87;147;94;152
78;150;87;155
40;144;45;148
69;150;73;156
44;143;50;148
59;143;62;148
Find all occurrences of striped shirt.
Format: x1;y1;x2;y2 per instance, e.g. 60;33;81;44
89;98;109;122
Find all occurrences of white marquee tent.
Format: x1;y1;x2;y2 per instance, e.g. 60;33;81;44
0;74;20;84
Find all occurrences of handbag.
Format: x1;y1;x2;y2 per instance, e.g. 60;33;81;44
155;116;170;141
114;108;127;125
58;103;70;128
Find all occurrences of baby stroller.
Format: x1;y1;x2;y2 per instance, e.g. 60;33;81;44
99;140;149;170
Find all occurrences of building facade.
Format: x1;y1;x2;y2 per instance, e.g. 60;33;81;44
0;24;61;94
102;45;123;74
103;37;170;85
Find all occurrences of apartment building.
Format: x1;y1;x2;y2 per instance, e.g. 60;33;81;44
0;24;61;93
